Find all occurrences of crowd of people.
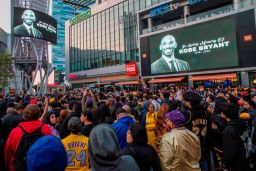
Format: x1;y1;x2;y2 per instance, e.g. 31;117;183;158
0;85;256;171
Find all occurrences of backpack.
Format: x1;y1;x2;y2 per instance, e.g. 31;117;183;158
13;124;44;171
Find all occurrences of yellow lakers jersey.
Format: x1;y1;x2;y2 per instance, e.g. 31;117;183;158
61;134;89;171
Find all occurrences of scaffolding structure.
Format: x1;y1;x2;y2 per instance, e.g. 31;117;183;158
12;0;53;94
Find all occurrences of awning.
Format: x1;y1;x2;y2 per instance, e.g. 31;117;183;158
191;73;237;81
115;81;139;85
148;77;184;84
96;82;112;85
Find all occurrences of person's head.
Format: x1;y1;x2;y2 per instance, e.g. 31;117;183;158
88;124;121;170
73;102;82;113
127;123;147;145
122;104;131;114
183;91;201;109
206;94;214;104
50;101;58;109
94;104;111;124
165;110;185;129
43;112;57;126
22;10;36;26
252;94;256;104
115;108;128;120
242;96;254;110
220;102;238;120
60;109;69;121
155;103;170;136
148;103;155;113
159;35;177;58
26;135;67;171
68;117;82;134
163;92;170;99
23;104;41;121
81;109;94;124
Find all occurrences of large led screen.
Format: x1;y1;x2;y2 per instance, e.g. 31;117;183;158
13;7;57;44
146;16;238;75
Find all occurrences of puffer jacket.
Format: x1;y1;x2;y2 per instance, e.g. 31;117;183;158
146;112;157;149
159;127;201;171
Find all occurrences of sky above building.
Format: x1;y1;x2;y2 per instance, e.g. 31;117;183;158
0;0;11;33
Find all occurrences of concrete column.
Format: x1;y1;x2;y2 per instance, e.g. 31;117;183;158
184;5;190;24
233;0;242;10
148;17;153;32
241;71;249;87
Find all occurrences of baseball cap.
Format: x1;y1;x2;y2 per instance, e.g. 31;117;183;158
165;110;185;127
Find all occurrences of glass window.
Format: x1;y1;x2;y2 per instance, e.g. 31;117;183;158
146;0;151;7
139;0;146;10
134;0;140;12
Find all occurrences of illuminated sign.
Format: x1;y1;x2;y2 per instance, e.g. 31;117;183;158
69;74;77;79
126;62;137;75
69;10;91;26
150;0;179;17
188;0;207;5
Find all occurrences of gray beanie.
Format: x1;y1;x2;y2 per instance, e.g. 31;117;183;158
68;117;82;133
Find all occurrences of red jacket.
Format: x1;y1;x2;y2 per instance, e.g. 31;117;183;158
5;120;52;171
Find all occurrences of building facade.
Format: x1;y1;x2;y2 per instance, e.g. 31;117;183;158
66;0;256;88
0;28;7;53
52;0;90;83
66;0;170;87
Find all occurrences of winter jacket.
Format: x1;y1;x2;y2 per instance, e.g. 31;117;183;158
222;119;248;170
184;105;211;161
123;143;161;171
112;116;135;149
139;100;149;126
89;124;140;171
4;120;52;171
159;127;201;171
146;112;157;149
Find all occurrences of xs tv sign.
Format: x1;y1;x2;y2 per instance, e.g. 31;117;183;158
150;0;179;17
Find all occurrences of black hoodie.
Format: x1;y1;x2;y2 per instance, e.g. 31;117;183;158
222;119;248;170
88;124;140;171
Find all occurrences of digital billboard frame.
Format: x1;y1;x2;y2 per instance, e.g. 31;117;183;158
13;7;57;44
139;10;256;78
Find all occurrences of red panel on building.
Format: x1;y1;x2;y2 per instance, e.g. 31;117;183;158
69;74;77;79
126;62;137;75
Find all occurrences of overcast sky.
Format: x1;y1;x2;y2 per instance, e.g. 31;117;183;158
0;0;11;33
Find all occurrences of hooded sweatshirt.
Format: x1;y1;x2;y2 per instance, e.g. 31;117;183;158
88;124;140;171
112;116;135;149
4;120;52;171
222;119;248;170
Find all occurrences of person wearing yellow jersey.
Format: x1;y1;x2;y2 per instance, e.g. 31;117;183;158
62;117;89;171
146;103;157;149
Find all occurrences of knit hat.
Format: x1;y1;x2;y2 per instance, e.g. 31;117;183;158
68;117;82;132
85;98;93;107
239;112;250;119
26;135;67;171
165;110;185;127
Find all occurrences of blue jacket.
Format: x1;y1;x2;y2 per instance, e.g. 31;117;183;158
112;116;135;149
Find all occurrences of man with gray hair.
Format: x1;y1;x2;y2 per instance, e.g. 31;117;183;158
14;9;43;38
151;35;190;74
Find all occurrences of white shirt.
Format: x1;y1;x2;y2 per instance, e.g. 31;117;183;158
162;55;179;71
23;23;35;37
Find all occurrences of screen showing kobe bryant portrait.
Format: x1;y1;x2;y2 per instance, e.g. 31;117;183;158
13;7;57;44
146;16;238;75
